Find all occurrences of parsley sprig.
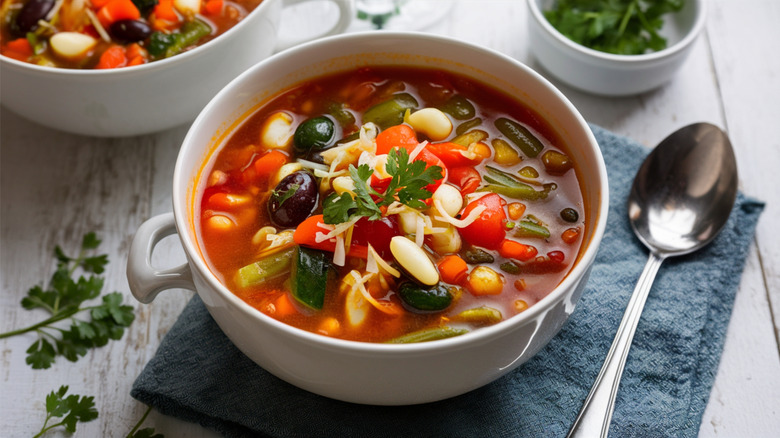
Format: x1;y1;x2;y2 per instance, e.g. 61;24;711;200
34;386;98;437
544;0;685;55
322;148;443;224
0;233;135;369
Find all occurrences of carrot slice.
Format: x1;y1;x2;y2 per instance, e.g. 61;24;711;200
97;0;141;27
204;0;224;15
95;46;127;69
253;150;289;178
437;255;468;285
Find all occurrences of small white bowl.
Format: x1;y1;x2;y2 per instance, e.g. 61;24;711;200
526;0;706;96
127;31;610;405
0;0;352;137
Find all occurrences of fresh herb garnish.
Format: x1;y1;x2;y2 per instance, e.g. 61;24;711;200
0;233;135;369
34;386;98;437
544;0;685;55
271;183;300;207
323;148;443;224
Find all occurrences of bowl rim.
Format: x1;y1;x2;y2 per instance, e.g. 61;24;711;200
526;0;707;63
173;30;610;356
0;0;274;75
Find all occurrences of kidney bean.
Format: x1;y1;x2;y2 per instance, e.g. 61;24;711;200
268;171;318;228
110;20;153;44
14;0;55;36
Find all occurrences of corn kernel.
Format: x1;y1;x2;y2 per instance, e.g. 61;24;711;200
467;266;504;295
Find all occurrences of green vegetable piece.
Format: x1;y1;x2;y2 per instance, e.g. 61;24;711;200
499;261;521;274
290;246;331;310
519;166;539;179
131;0;158;14
0;233;135;370
363;93;418;129
328;102;356;127
385;326;468;344
451;129;488;147
149;19;212;60
398;282;453;312
235;248;294;289
439;95;475;120
541;150;573;175
451;306;503;325
515;220;551;239
455;118;483;136
482;166;556;201
462;247;494;264
294;116;337;152
495;117;544;158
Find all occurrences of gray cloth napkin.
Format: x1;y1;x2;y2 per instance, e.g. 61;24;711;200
131;125;764;437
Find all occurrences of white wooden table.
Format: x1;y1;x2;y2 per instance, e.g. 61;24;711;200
2;1;778;436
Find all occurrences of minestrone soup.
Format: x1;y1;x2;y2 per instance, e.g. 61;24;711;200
197;66;587;343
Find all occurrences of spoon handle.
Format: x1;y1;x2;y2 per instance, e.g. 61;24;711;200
567;252;665;438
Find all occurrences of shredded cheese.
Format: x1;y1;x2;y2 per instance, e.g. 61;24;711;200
434;199;487;228
349;271;401;316
367;244;401;277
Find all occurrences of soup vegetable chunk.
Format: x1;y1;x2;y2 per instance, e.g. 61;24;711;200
198;67;586;343
0;0;262;68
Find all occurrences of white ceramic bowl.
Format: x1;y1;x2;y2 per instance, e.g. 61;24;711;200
127;31;609;405
526;0;706;96
0;0;352;137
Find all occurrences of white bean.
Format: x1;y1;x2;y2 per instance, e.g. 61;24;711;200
50;32;96;60
260;112;293;151
432;184;463;217
407;108;453;141
390;236;439;286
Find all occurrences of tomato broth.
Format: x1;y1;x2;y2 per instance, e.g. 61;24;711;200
197;66;586;343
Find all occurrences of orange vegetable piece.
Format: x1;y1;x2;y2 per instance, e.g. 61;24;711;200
272;293;299;318
97;0;141;27
375;124;418;155
437;255;468;285
253;150;289;178
153;0;180;22
497;239;538;262
95;45;127;69
204;0;224;15
4;38;33;61
561;227;581;244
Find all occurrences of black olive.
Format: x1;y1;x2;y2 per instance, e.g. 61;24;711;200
13;0;55;37
268;171;318;228
293;116;337;152
398;282;453;312
560;207;579;223
110;20;152;44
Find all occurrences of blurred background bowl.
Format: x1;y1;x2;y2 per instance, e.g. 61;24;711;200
526;0;706;96
0;0;352;138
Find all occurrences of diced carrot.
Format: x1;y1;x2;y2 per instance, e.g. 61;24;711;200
127;55;145;66
204;0;224;15
126;42;145;60
375;124;418;155
272;293;299;317
95;45;127;69
97;0;141;28
91;0;111;7
437;255;468;285
153;0;180;22
498;239;538;262
3;38;33;61
253;150;289;178
561;227;581;244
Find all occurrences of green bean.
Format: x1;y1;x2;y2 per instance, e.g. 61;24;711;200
385;326;469;344
363;93;418;129
163;19;212;59
514;220;551;239
235;248;294;289
451;306;503;325
462;248;494;264
494;117;544;158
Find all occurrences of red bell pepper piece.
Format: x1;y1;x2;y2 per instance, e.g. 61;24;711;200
293;215;399;259
449;166;481;195
375;124;419;155
458;193;507;250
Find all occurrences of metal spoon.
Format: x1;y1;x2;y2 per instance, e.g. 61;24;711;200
567;123;738;437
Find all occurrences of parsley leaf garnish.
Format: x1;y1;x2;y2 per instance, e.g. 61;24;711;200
544;0;685;55
322;148;443;224
34;386;98;437
271;183;300;207
0;233;136;369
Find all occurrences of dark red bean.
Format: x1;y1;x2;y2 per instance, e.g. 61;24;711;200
109;20;153;44
14;0;55;36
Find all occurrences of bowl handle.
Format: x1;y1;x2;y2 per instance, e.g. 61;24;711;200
127;213;195;304
275;0;355;52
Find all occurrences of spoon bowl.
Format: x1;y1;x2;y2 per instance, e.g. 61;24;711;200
568;123;738;437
